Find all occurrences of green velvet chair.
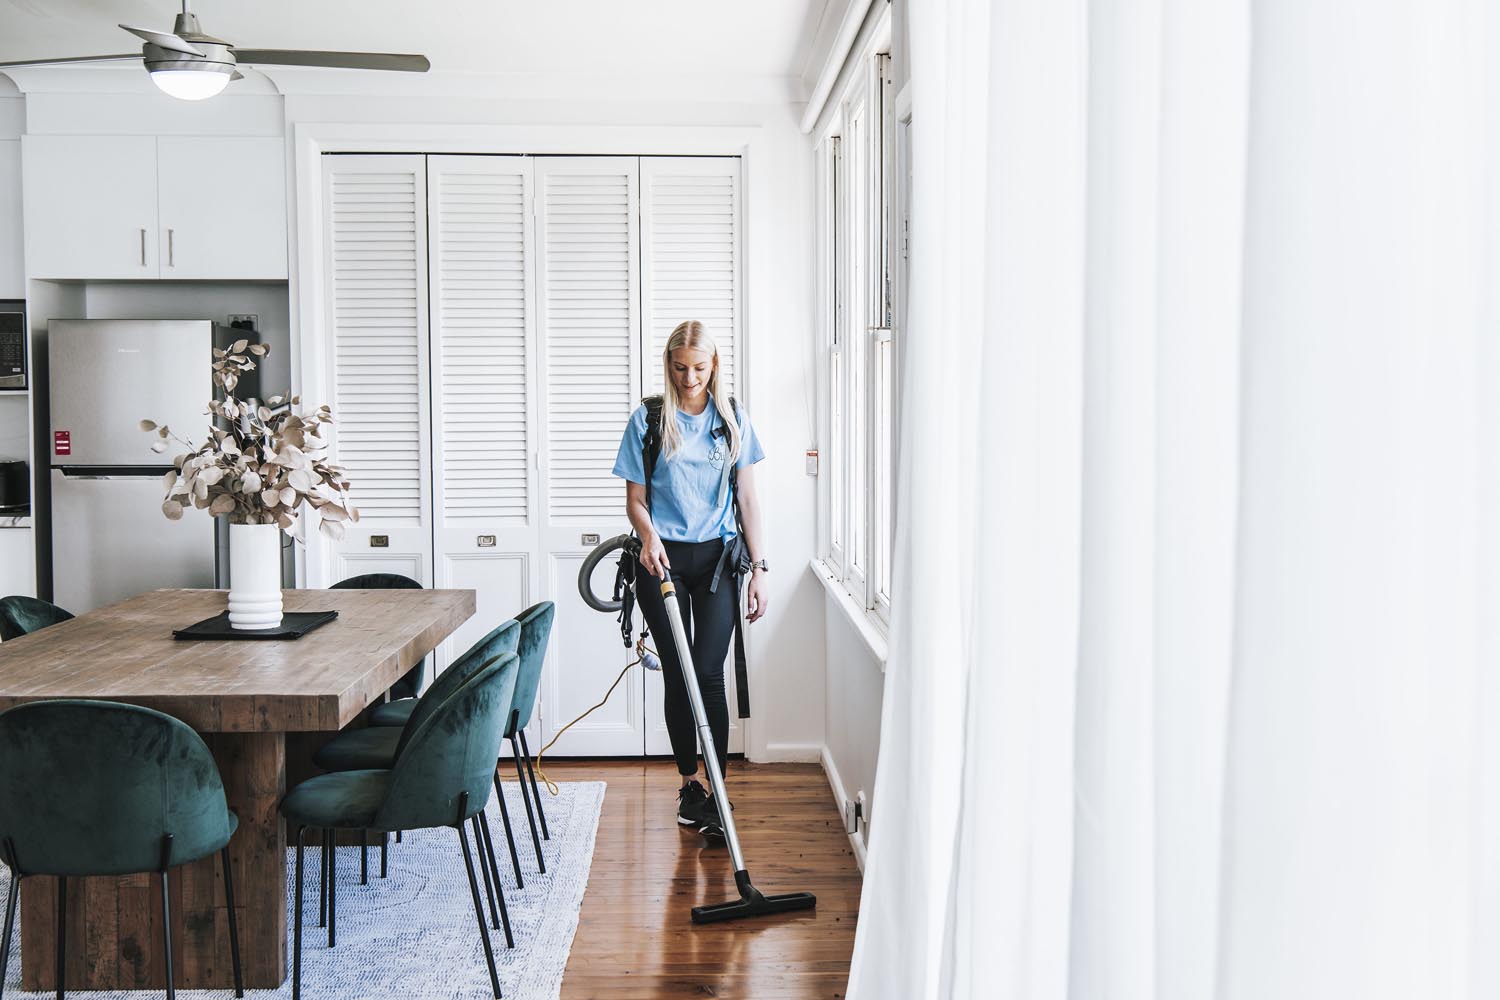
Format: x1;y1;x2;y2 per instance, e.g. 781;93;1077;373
312;618;523;891
0;595;74;642
329;573;427;701
0;699;244;1000
502;601;555;876
280;652;519;1000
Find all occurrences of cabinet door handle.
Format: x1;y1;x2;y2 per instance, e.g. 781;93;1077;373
167;228;175;267
140;228;147;267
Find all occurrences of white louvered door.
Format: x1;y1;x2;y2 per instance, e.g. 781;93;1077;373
534;157;646;756
321;155;433;586
639;156;746;757
321;153;746;757
427;156;538;671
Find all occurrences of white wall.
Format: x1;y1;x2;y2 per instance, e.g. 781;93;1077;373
803;0;910;857
823;600;884;864
0;395;25;460
281;93;826;762
81;283;292;395
10;82;827;760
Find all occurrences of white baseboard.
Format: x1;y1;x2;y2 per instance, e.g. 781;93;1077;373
820;746;867;873
762;742;824;763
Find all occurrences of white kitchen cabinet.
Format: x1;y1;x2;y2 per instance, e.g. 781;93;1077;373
22;135;158;280
158;137;287;280
22;135;286;281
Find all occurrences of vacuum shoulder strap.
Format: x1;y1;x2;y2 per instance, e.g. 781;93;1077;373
642;394;664;514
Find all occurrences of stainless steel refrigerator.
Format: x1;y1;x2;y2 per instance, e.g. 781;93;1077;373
48;319;254;613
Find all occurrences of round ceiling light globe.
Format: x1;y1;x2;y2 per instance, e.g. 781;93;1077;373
150;67;231;101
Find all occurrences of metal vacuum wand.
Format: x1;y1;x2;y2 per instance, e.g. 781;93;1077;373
657;569;817;924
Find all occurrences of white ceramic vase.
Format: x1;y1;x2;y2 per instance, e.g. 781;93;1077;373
227;522;283;630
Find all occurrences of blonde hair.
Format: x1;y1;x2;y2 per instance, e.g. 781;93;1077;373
659;321;741;503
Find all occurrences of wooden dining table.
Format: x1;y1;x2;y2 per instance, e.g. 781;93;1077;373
0;586;475;991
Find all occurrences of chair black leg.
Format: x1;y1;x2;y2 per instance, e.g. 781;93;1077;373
470;815;501;931
327;829;337;948
160;869;176;1000
158;835;176;1000
380;833;388;879
293;827;306;1000
318;831;327;928
477;811;514;949
360;829;369;886
510;736;545;874
0;866;18;1000
55;875;65;1000
492;772;524;889
456;825;502;1000
518;730;549;841
220;847;244;998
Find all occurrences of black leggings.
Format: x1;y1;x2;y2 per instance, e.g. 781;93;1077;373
634;538;735;777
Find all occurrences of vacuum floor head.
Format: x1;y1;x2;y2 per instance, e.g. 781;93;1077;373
691;869;819;924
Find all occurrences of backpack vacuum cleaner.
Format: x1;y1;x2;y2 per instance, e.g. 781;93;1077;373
579;534;817;924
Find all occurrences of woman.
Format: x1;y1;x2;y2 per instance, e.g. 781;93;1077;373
612;320;768;834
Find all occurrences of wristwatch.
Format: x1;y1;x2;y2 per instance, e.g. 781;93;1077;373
751;558;769;573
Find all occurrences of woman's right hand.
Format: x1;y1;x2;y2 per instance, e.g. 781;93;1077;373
639;534;671;579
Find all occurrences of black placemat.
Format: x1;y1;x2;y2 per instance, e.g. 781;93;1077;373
173;610;339;641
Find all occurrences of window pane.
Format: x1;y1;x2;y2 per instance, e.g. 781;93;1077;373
847;99;868;584
830;342;844;567
874;333;893;606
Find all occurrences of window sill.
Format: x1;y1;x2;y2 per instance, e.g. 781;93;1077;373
809;557;889;669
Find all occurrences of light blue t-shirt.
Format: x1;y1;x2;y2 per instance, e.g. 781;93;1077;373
612;395;765;543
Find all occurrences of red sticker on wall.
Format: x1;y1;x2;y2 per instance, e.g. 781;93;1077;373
54;431;71;456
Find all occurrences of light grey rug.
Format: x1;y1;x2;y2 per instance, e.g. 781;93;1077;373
0;781;605;1000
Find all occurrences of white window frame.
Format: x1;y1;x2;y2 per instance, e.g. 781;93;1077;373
824;135;847;579
869;53;897;625
844;78;870;604
815;20;901;635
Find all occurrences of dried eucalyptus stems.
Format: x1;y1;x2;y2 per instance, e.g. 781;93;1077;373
142;339;358;539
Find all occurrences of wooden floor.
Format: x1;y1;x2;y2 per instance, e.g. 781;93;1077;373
542;759;862;1000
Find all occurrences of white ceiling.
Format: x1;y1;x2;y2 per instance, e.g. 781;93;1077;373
0;0;831;95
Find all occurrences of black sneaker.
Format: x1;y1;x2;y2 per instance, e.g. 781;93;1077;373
677;779;709;826
696;794;733;837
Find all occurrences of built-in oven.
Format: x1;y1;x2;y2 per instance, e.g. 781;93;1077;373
0;302;24;391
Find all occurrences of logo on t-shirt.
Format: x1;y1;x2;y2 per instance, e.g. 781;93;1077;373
708;438;726;470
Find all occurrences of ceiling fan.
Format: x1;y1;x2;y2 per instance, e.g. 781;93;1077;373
0;0;430;101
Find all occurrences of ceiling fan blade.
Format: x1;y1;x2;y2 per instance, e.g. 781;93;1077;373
0;54;140;68
119;25;205;57
233;49;429;72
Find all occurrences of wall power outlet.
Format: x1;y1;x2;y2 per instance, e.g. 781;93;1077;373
845;792;867;835
227;313;259;331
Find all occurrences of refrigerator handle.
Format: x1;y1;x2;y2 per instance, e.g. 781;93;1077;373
140;228;147;267
57;467;175;480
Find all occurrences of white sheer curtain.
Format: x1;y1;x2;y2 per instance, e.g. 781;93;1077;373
847;1;1498;998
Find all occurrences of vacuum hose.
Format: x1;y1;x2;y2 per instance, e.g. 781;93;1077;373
577;533;635;613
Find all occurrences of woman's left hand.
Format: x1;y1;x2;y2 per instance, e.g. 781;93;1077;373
745;570;769;623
